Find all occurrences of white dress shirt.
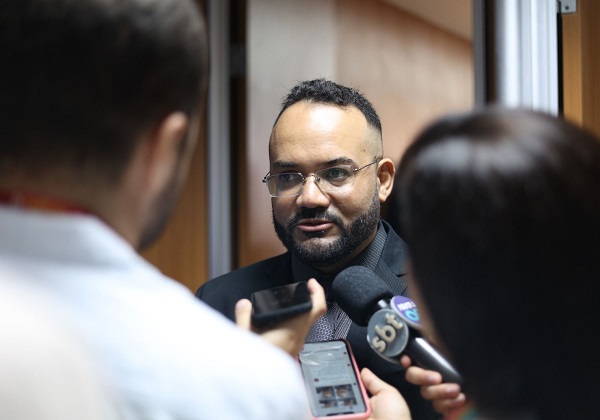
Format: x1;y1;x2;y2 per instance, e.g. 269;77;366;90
0;206;309;420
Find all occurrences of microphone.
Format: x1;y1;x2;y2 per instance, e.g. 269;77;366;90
332;266;462;384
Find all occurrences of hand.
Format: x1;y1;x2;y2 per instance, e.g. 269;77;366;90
361;368;411;420
234;278;326;356
400;355;466;416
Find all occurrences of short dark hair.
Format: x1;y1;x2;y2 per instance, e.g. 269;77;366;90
0;0;207;184
394;108;600;418
274;79;382;135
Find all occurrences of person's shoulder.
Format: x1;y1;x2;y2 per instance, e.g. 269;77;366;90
104;291;308;419
215;252;291;280
177;304;309;419
195;252;292;318
381;219;406;245
197;252;291;294
379;220;409;272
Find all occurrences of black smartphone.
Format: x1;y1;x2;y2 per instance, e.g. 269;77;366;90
298;340;371;420
250;281;312;328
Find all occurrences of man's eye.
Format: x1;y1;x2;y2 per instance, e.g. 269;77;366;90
277;173;301;184
322;167;351;181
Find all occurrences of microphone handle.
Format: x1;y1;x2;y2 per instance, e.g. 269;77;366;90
405;337;463;384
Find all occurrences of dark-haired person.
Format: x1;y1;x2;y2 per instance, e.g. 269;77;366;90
0;1;325;418
389;107;600;419
197;78;442;419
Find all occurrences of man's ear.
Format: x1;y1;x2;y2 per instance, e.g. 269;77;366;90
376;158;396;203
144;112;189;194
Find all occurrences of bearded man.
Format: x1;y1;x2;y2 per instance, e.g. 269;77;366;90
197;78;446;419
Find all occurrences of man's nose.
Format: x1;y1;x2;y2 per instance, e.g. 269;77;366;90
297;175;330;208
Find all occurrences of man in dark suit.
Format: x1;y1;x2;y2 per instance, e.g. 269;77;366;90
197;79;452;419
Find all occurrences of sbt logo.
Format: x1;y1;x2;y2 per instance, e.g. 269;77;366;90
367;308;409;359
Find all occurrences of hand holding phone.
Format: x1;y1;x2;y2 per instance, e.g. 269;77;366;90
237;280;326;356
298;340;371;420
250;281;313;328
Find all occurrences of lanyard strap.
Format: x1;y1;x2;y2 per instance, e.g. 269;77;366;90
0;191;92;215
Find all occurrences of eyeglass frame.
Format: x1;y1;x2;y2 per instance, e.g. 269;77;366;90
262;158;382;198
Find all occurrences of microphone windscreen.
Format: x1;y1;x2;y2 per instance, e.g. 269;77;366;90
331;266;393;326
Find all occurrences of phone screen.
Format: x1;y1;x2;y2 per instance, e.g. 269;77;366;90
298;340;370;420
251;281;312;327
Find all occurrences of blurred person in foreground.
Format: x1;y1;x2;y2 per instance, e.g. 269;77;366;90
0;0;326;418
375;107;600;419
0;266;119;420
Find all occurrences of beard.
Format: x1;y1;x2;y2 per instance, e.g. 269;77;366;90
273;190;381;267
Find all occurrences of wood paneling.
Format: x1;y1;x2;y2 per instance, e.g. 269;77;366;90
580;0;600;138
335;0;473;164
561;5;583;125
561;0;600;137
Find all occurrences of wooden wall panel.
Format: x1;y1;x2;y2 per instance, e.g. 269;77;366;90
561;0;600;137
580;0;600;138
335;0;473;166
561;11;582;125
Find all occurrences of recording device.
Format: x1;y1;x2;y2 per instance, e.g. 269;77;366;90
298;340;371;420
250;281;312;328
331;266;462;384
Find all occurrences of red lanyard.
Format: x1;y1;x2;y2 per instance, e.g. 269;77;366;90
0;191;92;215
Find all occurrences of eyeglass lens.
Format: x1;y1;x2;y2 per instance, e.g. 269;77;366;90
267;165;358;197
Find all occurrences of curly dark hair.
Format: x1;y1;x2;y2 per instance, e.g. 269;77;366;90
274;79;381;135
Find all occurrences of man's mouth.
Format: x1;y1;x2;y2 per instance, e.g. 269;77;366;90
295;219;333;233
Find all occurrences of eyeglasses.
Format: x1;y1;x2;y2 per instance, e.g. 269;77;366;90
262;159;381;198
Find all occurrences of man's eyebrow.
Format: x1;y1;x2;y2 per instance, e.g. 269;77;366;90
271;161;297;170
324;157;355;166
271;157;356;170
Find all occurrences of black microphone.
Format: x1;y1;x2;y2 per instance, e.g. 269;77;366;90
332;266;462;384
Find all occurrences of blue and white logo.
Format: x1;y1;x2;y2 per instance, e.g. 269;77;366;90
390;296;422;329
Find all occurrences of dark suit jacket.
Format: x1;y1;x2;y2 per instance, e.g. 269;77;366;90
197;221;439;419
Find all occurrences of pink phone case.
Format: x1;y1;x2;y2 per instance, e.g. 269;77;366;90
298;339;372;420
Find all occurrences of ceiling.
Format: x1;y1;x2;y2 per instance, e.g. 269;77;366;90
382;0;472;41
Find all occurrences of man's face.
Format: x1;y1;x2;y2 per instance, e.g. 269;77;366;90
269;102;383;271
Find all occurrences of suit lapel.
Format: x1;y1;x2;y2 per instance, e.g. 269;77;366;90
376;221;409;295
264;252;294;288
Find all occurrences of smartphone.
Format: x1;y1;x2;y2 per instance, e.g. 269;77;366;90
250;281;312;328
298;340;371;420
